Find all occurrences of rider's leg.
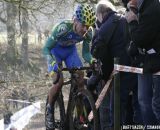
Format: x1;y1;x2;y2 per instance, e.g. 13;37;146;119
46;74;64;129
46;45;65;129
48;44;65;108
48;73;64;107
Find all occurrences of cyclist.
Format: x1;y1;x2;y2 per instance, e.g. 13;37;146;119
42;4;96;129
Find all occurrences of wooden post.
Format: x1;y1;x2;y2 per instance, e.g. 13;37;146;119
114;57;120;130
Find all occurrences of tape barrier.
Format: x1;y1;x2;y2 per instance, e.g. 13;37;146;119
0;102;41;130
114;64;160;75
2;98;46;105
114;64;143;74
3;99;33;104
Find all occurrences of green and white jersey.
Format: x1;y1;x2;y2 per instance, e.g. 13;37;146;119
43;20;93;64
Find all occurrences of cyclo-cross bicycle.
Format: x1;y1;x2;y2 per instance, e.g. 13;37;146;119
45;66;98;130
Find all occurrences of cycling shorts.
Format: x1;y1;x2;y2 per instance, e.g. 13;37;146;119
50;44;83;68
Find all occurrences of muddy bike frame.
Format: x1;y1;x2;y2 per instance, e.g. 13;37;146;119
49;66;98;130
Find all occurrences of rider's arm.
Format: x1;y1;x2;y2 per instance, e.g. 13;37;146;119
42;22;69;63
82;28;93;64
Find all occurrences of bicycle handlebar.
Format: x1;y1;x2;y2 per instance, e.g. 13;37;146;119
46;62;102;84
53;66;91;84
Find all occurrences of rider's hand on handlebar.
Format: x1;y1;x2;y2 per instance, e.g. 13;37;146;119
90;58;97;69
90;59;103;75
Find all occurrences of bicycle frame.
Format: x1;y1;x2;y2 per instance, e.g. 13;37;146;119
45;66;99;130
55;66;91;128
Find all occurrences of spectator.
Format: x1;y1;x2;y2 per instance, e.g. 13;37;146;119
91;0;142;129
125;0;160;126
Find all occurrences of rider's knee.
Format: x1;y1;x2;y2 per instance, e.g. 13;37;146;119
51;74;63;90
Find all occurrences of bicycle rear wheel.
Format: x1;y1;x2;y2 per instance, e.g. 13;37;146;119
45;92;65;130
69;88;98;130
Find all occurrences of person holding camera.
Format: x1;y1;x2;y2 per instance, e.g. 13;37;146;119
125;0;160;126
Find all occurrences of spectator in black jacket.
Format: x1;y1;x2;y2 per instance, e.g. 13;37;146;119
125;0;160;126
90;0;142;129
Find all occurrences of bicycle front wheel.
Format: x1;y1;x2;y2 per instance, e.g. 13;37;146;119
45;92;65;130
69;88;98;130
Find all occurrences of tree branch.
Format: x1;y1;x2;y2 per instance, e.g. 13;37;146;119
0;17;6;24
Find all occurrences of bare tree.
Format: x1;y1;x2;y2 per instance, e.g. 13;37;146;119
21;0;29;66
6;2;17;64
0;0;76;67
